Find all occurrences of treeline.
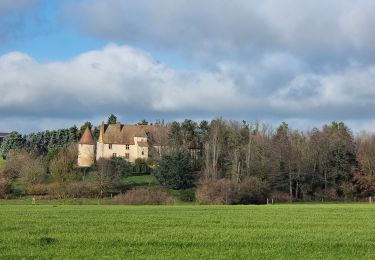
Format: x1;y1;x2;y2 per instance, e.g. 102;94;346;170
0;122;96;157
166;119;375;203
1;117;375;204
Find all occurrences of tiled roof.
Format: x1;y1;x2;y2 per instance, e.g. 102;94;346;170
79;127;95;145
101;123;166;145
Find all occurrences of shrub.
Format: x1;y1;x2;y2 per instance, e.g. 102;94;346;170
4;150;31;179
113;188;175;205
0;154;31;197
232;177;268;204
337;183;354;200
196;177;268;205
0;171;11;198
10;179;26;197
133;159;150;175
352;172;375;197
65;182;98;198
3;150;47;195
314;188;339;202
271;192;293;203
47;182;61;198
47;181;98;198
177;188;196;202
47;182;67;199
49;145;78;183
19;157;47;190
110;157;133;177
26;184;48;196
196;179;232;204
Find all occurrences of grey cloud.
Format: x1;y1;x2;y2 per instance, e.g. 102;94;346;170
60;0;375;122
2;1;374;133
62;0;375;64
1;44;375;133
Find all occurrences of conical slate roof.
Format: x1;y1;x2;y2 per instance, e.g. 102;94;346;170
79;127;95;145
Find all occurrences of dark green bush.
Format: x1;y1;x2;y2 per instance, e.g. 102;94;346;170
177;188;196;202
133;159;150;175
110;157;133;177
154;151;196;190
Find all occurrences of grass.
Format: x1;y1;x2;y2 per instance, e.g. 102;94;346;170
1;204;375;259
0;197;112;205
122;174;158;186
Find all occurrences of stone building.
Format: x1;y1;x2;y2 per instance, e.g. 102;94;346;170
77;127;95;167
78;122;165;167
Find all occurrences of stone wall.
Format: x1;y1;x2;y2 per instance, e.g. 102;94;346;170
78;144;95;167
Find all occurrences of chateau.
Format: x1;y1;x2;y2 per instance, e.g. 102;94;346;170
78;122;165;167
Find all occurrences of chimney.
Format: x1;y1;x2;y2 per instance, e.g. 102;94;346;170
98;121;105;143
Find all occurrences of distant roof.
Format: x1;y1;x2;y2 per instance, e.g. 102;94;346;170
0;133;9;138
79;128;95;145
101;123;166;145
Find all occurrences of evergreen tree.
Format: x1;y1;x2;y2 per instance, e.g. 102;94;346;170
43;131;51;150
69;126;79;143
0;132;26;158
56;129;64;146
169;121;182;147
107;114;117;124
48;131;58;149
137;119;148;125
79;122;93;138
155;151;195;189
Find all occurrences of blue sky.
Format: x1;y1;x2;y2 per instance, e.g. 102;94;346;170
1;0;375;133
0;0;106;61
0;0;191;67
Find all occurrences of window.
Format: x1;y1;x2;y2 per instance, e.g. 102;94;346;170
141;151;145;156
109;144;113;149
125;153;130;159
112;153;117;157
126;144;130;150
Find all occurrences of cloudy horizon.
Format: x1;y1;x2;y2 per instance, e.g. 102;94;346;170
1;0;375;134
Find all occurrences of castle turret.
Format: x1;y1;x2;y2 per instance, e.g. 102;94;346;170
78;127;95;167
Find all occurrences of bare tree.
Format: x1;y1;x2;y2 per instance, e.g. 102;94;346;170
94;159;121;197
49;145;78;183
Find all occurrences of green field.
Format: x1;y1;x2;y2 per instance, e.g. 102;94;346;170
1;204;375;259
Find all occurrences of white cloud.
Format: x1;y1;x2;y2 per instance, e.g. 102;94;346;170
0;44;249;120
1;44;375;133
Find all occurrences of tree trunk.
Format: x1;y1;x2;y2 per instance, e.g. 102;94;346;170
289;164;293;200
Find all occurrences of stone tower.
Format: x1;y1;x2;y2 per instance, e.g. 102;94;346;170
78;127;95;167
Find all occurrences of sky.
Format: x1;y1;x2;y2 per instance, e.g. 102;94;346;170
1;0;375;133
